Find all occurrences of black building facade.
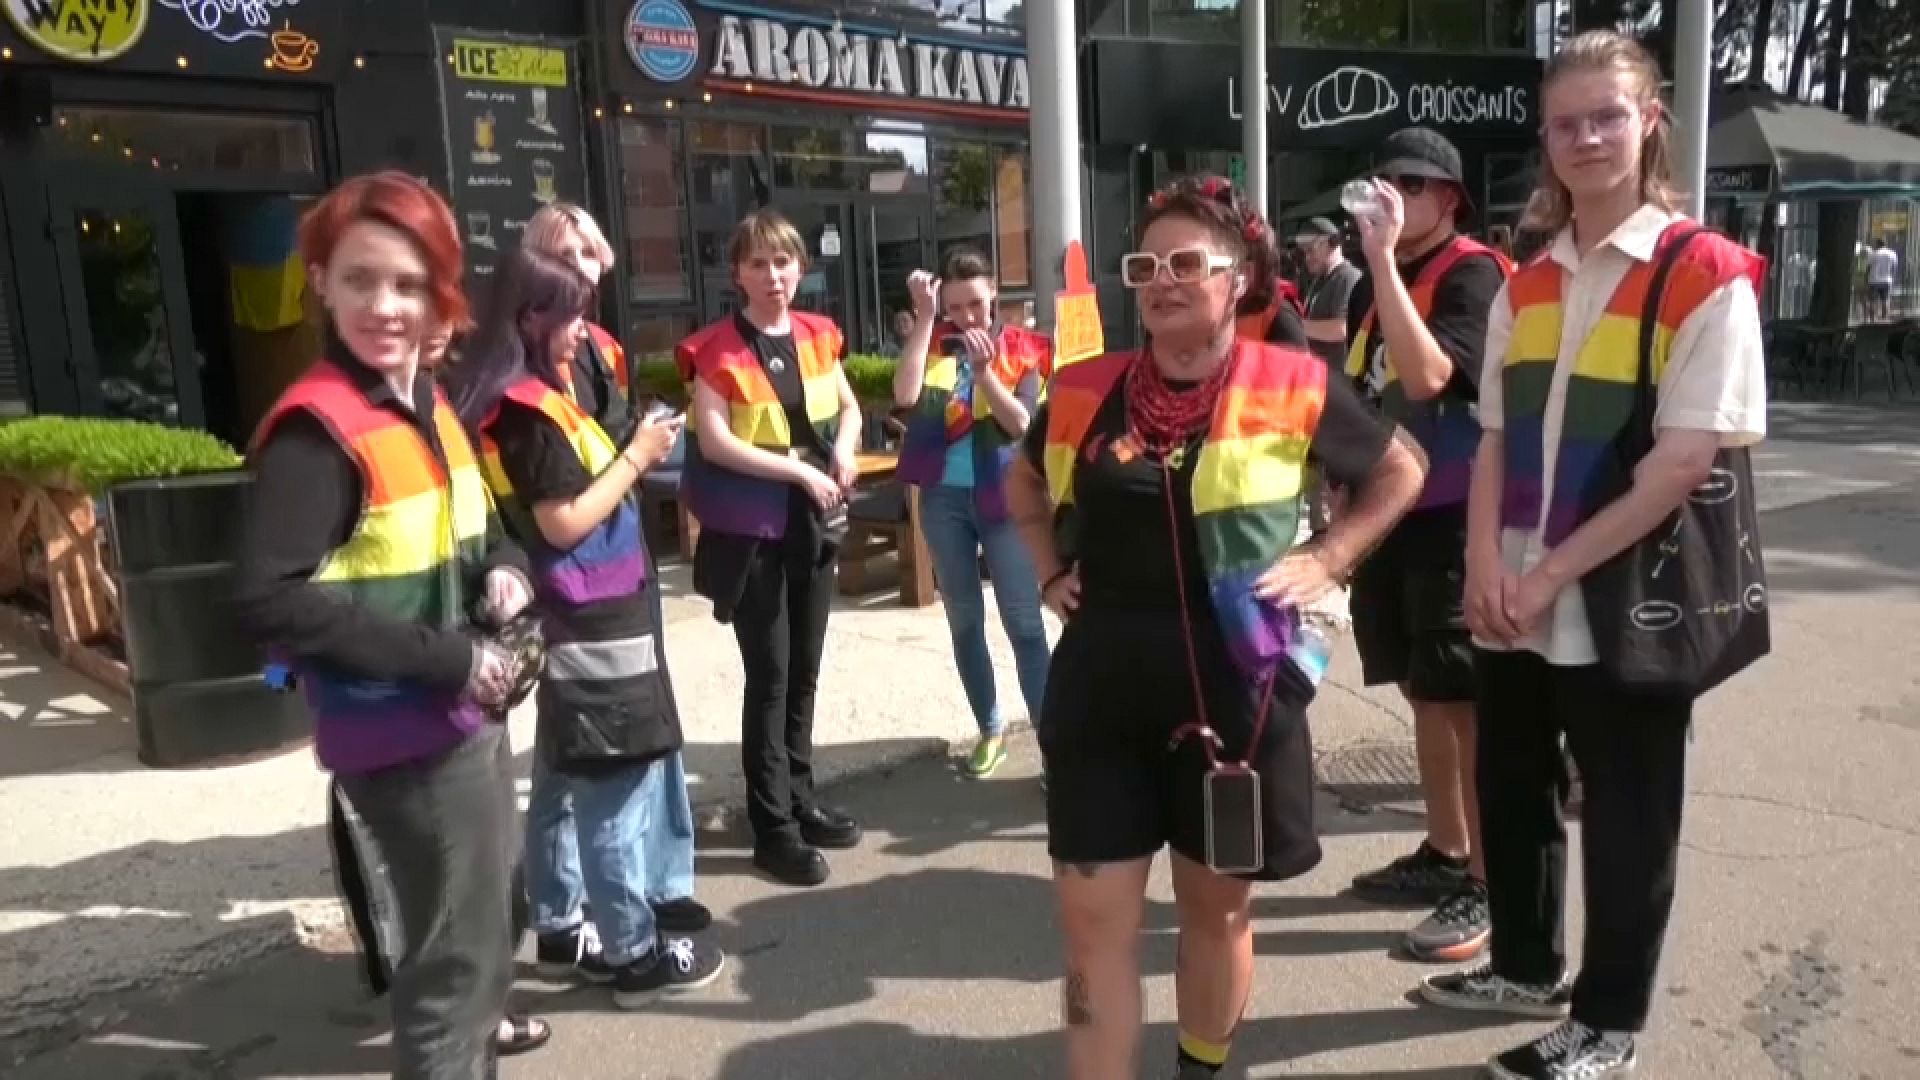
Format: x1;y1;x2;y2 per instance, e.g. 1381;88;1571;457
0;0;586;445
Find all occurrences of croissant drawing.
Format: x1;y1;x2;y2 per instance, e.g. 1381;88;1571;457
1297;67;1401;131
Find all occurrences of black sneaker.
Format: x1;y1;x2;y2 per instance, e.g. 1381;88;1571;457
1488;1019;1638;1079
795;804;862;849
611;936;727;1009
1351;841;1469;905
534;923;615;984
1419;964;1572;1019
753;835;830;887
1404;880;1491;963
653;896;712;934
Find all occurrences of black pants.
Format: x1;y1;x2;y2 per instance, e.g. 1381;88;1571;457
732;514;836;844
334;726;517;1080
1475;648;1692;1033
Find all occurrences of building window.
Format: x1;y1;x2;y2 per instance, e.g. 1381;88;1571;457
936;140;993;265
688;121;768;314
0;220;26;416
1289;0;1409;48
1150;0;1239;41
626;311;696;362
48;106;317;175
1491;0;1531;50
619;118;691;305
771;127;929;196
1411;0;1484;48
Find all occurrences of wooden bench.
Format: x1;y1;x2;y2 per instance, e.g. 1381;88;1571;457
837;460;936;607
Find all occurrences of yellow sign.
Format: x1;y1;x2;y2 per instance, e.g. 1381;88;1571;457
451;39;568;87
1870;211;1910;238
3;0;149;63
1053;241;1105;369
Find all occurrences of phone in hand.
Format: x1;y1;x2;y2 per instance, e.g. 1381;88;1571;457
642;400;683;425
940;335;968;359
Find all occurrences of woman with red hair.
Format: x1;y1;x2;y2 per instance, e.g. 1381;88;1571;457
238;171;537;1078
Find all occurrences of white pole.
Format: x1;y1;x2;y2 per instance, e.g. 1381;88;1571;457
1027;0;1084;329
1673;0;1712;219
1241;0;1268;213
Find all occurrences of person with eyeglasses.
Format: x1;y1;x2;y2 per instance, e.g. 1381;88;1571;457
1420;33;1768;1080
1339;127;1514;967
892;248;1054;779
1292;217;1362;367
1003;175;1425;1080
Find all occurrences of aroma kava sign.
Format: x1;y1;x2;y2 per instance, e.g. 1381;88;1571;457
705;14;1029;112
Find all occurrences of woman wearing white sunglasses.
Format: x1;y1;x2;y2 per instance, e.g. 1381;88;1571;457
1003;175;1425;1079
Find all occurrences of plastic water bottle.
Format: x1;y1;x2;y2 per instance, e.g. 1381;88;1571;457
1341;179;1383;224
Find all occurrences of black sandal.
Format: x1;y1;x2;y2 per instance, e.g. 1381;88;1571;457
496;1013;552;1056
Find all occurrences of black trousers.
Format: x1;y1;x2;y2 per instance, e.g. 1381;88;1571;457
1475;647;1692;1034
334;726;517;1080
731;507;836;844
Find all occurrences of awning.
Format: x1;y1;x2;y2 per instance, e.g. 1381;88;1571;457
1708;87;1920;199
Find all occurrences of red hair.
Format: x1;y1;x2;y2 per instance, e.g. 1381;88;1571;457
299;170;470;330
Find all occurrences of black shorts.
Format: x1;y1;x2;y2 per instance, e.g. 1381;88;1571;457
1351;505;1476;704
1038;609;1321;882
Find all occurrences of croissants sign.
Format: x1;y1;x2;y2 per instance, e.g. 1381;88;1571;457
1091;41;1542;151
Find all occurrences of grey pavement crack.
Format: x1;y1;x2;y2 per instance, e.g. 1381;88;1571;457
1685;789;1920;840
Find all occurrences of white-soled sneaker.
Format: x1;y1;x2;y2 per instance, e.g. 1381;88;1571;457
1488;1019;1638;1079
1419;963;1572;1019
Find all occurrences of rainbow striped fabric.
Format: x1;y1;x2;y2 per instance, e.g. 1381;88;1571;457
255;361;494;773
1345;236;1509;510
1499;224;1764;545
674;312;844;539
1044;342;1330;689
895;323;1052;523
478;378;647;606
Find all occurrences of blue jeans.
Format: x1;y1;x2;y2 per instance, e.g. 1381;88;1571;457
918;483;1051;737
524;751;695;965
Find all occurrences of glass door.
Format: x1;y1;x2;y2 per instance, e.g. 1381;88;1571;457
46;176;203;427
854;197;931;355
778;201;856;335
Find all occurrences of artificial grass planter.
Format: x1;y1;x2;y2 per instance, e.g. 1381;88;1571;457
0;416;242;495
631;354;902;406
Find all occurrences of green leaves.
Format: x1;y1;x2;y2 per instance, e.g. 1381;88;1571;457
0;417;242;494
632;353;903;405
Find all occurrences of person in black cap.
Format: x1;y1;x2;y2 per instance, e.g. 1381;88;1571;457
1339;126;1513;965
1293;216;1361;367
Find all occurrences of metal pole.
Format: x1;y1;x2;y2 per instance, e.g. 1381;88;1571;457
1027;0;1083;330
1241;0;1268;214
1673;0;1711;219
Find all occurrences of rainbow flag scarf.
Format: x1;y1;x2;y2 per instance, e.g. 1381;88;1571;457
254;360;494;773
1044;342;1330;689
1344;235;1510;510
673;312;844;539
895;322;1052;523
1500;223;1764;545
478;377;647;606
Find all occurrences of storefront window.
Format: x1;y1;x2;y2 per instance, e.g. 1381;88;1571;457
935;141;992;267
1491;0;1532;50
688;121;768;311
984;0;1026;35
771;128;929;196
994;149;1032;288
1411;0;1484;48
627;312;696;361
1150;0;1239;41
619;118;691;305
1287;0;1409;48
49;107;316;175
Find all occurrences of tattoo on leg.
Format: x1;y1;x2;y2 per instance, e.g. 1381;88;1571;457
1056;860;1104;879
1064;970;1094;1027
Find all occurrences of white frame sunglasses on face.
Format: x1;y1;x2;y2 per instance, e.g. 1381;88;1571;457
1121;246;1239;289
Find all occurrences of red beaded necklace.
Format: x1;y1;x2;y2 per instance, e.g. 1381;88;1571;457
1125;348;1232;458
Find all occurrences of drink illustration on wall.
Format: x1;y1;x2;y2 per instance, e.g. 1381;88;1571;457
473;111;500;164
531;159;557;204
467;212;496;251
529;87;557;135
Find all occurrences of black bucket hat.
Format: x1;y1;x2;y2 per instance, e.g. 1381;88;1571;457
1371;126;1473;222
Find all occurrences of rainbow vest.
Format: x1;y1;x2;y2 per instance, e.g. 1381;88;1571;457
1500;223;1763;546
1042;343;1330;690
477;377;647;607
585;322;629;400
674;313;844;539
1344;235;1510;510
256;360;493;774
895;323;1052;523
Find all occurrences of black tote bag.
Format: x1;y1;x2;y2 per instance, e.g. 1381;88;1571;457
1579;227;1771;699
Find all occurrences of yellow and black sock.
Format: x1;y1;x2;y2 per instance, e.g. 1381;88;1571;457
1176;1030;1230;1075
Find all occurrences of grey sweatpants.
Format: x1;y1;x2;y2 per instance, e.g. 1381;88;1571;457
336;726;518;1080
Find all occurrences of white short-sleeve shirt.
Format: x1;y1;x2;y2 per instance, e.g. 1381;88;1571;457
1477;206;1768;665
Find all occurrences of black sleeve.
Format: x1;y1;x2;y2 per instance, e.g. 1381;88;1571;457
492;401;595;505
234;411;475;690
1425;254;1507;399
1022;401;1050;470
1264;303;1310;348
1308;373;1395;491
